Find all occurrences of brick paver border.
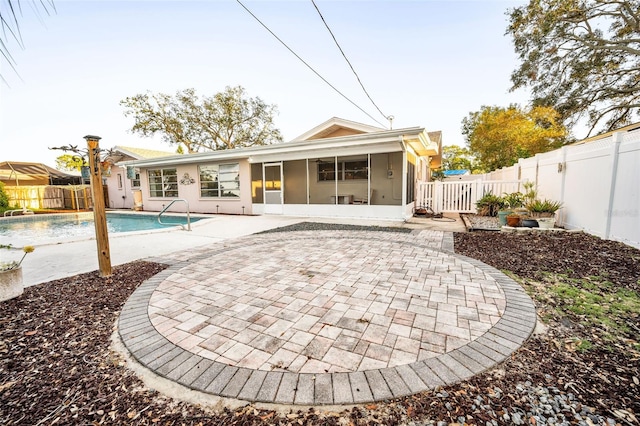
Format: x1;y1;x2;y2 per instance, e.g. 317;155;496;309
118;230;536;405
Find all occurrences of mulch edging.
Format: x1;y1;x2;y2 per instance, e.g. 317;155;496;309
0;231;638;425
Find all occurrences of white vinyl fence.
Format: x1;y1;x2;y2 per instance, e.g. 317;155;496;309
434;128;639;249
417;180;522;213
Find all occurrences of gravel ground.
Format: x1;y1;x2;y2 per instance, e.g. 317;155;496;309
0;224;638;425
460;214;502;231
258;222;414;234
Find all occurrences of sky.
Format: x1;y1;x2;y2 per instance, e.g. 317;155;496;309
1;0;531;168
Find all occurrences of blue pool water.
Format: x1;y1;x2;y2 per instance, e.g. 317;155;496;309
0;212;202;246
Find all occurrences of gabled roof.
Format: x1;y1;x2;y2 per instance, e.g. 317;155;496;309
107;146;174;164
292;117;386;142
125;118;441;168
427;131;442;145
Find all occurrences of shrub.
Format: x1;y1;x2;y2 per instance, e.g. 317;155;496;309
526;198;563;216
502;192;524;209
0;182;9;210
476;192;507;217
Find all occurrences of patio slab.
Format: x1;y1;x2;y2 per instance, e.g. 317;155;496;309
118;229;536;405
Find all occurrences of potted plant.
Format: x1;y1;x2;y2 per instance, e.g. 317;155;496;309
525;198;563;228
475;192;507;217
536;217;556;229
522;182;538;205
520;216;539;228
526;198;563;217
505;212;521;227
1;245;35;302
498;192;524;226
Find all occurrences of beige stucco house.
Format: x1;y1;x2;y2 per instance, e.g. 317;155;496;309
123;118;441;220
103;146;174;209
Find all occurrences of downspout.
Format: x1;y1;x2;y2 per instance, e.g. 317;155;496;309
121;165;128;209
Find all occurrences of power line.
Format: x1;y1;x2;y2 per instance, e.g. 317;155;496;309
310;0;390;124
234;0;386;128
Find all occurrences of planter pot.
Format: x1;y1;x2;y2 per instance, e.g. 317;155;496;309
537;217;556;229
521;218;539;228
531;212;555;219
506;216;520;227
497;210;512;226
0;267;23;302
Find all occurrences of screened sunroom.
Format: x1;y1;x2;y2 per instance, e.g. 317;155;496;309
126;118;440;220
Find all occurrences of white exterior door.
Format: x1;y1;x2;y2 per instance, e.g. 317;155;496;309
263;163;283;214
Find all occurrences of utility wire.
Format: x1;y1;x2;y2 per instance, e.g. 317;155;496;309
235;0;386;128
311;0;389;124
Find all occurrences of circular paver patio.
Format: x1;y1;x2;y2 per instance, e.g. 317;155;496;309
118;230;536;405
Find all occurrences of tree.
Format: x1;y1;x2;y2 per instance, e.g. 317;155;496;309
120;86;283;153
462;105;567;171
441;145;478;172
55;154;85;172
1;0;55;81
0;182;9;209
507;0;640;136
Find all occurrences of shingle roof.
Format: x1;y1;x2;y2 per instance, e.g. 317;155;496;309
105;146;175;164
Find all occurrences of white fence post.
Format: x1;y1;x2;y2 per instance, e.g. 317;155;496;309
604;132;623;239
433;181;442;212
472;180;482;213
558;146;568;226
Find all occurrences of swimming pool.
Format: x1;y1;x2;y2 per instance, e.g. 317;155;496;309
0;212;204;246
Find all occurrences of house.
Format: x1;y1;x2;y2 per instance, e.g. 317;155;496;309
103;146;174;209
124;118;442;220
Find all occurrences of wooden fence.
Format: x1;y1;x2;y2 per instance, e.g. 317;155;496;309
4;185;95;210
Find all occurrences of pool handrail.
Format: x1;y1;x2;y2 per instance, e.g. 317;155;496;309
157;199;191;231
4;207;35;217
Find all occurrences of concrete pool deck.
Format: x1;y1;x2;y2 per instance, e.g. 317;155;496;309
20;213;466;287
20;214;300;286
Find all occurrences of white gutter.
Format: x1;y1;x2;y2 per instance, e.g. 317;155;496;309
124;127;426;168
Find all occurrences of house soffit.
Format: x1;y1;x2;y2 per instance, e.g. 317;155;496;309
108;146;174;164
403;132;439;157
128;127;428;168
